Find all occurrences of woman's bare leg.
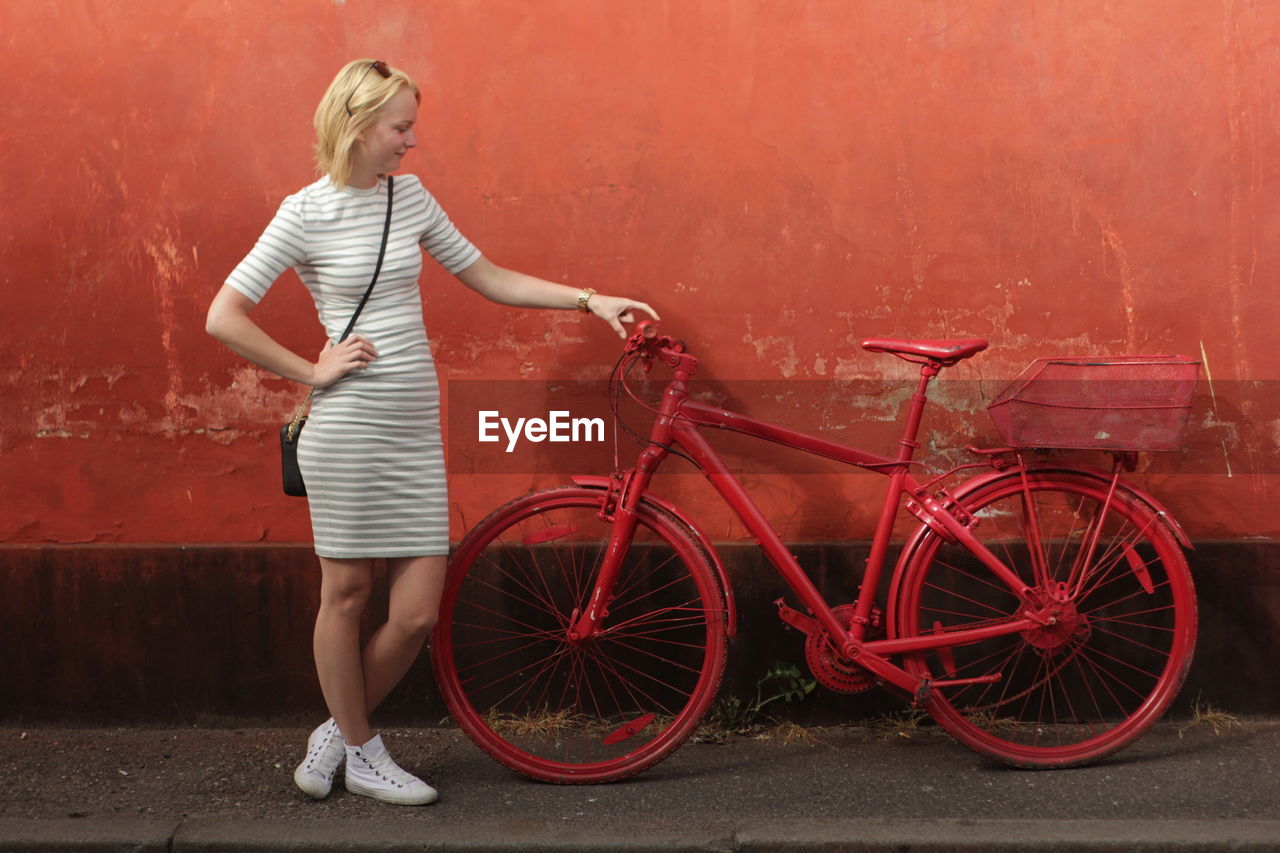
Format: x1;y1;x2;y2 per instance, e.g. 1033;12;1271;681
361;554;448;712
314;556;376;747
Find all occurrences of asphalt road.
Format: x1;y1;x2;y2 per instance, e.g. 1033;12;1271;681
1;718;1277;850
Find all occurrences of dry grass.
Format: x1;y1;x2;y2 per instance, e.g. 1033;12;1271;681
961;709;1025;733
1178;698;1245;739
870;709;932;741
755;720;828;747
483;709;676;743
690;724;735;745
484;709;599;739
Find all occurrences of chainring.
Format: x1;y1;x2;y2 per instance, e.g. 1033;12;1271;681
804;604;882;694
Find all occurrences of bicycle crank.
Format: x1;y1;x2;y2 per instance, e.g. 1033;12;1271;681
776;600;882;694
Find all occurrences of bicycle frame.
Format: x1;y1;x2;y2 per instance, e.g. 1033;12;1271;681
570;339;1076;701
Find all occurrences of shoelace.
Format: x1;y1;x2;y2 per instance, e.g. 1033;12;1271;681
352;750;419;789
305;725;345;775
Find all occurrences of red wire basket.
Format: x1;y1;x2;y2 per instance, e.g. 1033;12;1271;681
987;356;1200;451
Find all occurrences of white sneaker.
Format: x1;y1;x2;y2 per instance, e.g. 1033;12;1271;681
344;734;438;805
293;718;345;799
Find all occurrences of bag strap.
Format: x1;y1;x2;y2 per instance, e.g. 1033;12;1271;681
338;174;394;343
287;175;395;437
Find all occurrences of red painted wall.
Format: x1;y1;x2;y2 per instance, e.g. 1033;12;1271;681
2;1;1276;545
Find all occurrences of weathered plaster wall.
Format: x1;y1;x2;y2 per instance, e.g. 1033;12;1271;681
1;1;1276;545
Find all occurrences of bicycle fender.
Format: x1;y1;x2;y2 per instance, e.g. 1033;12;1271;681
571;475;738;637
953;464;1193;550
884;464;1192;641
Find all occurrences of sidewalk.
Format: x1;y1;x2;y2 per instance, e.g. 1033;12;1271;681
1;719;1277;851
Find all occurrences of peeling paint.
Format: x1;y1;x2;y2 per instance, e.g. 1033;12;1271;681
142;227;188;431
176;365;300;428
1223;0;1262;380
741;318;801;378
35;429;84;439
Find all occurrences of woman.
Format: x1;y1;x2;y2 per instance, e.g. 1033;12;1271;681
205;58;657;805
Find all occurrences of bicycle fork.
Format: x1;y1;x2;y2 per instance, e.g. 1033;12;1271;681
565;452;666;644
568;362;695;643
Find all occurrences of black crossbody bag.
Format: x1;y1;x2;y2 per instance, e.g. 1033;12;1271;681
280;175;395;497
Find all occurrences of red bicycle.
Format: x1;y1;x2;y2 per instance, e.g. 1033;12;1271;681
432;323;1199;783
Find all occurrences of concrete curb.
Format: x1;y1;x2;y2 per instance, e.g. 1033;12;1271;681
0;818;179;852
736;818;1280;851
3;818;1279;852
174;818;736;852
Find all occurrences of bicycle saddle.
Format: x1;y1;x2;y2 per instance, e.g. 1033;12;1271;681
861;337;989;365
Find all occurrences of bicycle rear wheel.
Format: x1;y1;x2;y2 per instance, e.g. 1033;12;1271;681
894;471;1196;767
432;487;728;783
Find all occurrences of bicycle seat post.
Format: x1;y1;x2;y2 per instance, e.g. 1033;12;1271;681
895;361;941;463
846;358;943;645
859;337;987;463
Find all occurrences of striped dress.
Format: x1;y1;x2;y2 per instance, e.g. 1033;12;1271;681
226;174;481;557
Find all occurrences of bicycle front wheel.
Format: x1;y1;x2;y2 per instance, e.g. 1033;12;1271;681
432;487;728;783
894;471;1196;768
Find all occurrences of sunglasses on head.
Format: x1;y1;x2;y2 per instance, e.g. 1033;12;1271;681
344;60;391;117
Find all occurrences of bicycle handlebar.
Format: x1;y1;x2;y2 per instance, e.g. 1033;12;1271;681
623;321;699;375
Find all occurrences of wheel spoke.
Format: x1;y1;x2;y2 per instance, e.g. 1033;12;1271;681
470;552;573;626
452;592;568;639
470;640;575;710
453;634;561;679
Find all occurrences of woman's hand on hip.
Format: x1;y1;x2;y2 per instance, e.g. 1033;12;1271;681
310;335;379;387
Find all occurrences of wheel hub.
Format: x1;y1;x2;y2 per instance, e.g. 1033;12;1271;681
1020;594;1090;654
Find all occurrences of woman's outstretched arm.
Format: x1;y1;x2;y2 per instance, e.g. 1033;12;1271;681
454;257;658;338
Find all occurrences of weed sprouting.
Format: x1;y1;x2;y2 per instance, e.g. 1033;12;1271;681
699;660;817;740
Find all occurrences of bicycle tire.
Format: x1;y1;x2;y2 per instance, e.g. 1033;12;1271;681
432;487;728;783
894;471;1196;768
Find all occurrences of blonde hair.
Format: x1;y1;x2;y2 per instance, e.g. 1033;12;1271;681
314;59;420;188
